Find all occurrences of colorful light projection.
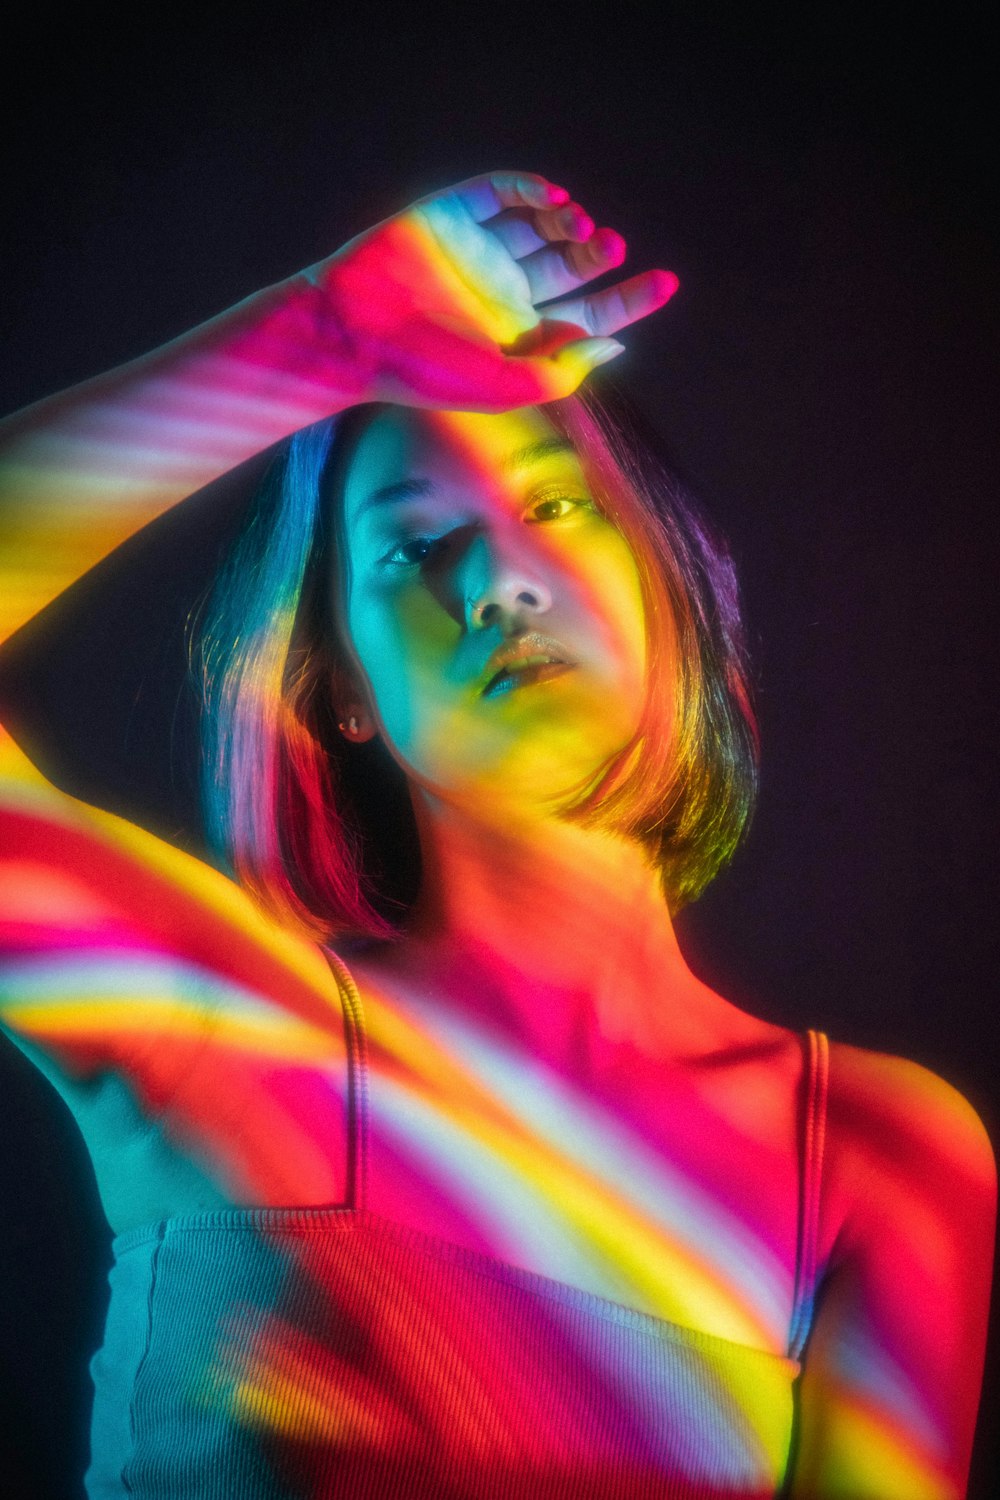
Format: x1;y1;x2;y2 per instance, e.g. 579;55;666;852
0;172;674;644
2;784;803;1496
96;1212;798;1496
2;775;991;1496
0;169;991;1496
0;779;799;1337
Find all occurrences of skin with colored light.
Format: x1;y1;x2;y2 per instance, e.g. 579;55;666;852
339;407;648;813
0;172;994;1497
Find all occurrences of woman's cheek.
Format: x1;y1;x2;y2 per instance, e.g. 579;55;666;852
351;585;462;763
570;529;648;707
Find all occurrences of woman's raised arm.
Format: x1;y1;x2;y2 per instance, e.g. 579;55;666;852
0;170;676;643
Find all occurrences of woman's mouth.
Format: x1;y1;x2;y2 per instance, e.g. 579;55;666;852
478;632;579;698
482;661;576;698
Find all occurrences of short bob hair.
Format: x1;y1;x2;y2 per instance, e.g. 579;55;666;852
198;389;759;944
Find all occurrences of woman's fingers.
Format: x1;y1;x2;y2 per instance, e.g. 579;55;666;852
446;171;569;224
518;228;627;304
419;173;665;330
539;268;679;337
349;173;677;409
484;212;549;260
484;203;595;261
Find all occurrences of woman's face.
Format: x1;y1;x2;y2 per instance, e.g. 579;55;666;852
336;406;649;816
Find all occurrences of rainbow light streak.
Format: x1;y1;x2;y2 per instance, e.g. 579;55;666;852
359;986;786;1346
363;995;790;1334
1;635;989;1496
0;174;991;1491
3;776;811;1492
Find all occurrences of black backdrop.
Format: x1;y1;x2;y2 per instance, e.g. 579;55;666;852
1;4;997;1495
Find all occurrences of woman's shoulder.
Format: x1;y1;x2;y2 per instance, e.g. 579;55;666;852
711;996;994;1181
696;998;995;1242
819;1035;996;1254
823;1035;994;1169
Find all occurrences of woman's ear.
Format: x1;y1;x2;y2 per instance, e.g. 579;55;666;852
327;654;378;743
335;704;378;742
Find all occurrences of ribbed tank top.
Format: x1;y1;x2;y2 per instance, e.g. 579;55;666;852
84;958;830;1500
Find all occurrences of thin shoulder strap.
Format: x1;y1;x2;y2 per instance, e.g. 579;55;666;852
323;947;370;1212
789;1028;829;1360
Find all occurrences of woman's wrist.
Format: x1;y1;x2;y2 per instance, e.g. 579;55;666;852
204;269;374;423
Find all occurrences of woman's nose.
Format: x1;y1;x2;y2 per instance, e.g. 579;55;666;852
459;529;553;631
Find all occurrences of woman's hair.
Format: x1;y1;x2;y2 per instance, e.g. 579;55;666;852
197;390;759;943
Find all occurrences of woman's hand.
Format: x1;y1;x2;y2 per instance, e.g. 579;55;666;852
296;171;678;411
0;171;676;643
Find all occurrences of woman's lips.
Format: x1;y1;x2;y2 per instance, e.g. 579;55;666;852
479;636;575;699
481;661;576;699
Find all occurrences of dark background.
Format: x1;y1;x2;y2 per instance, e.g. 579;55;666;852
1;3;997;1494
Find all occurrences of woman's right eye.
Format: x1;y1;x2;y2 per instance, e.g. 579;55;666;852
383;534;448;568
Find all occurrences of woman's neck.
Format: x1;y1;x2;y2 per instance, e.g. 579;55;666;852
362;788;728;1069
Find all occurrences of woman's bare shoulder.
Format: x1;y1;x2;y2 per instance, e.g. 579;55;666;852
707;1001;995;1177
820;1037;996;1246
825;1036;994;1161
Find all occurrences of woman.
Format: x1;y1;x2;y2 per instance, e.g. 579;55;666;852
0;171;994;1498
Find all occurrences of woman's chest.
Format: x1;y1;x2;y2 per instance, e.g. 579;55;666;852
61;953;804;1354
356;986;804;1352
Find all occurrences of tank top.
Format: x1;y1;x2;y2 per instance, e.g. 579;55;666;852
83;952;830;1500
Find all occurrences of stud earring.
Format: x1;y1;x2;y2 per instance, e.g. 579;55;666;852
338;715;360;736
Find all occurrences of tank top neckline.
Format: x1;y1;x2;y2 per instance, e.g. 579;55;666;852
109;947;828;1369
110;1203;801;1373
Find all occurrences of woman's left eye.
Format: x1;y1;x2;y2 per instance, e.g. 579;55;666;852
526;494;591;523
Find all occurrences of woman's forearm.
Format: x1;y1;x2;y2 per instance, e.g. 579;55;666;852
0;170;675;644
0;273;360;642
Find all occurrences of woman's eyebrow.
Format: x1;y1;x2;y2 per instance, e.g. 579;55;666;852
359;477;435;514
358;439;578;517
501;437;577;473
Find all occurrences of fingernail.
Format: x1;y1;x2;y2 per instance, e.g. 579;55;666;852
572;210;596;240
595;228;626;265
588;338;626;367
654;269;680;301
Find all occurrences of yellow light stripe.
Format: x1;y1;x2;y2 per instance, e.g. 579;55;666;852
363;989;776;1349
8;998;344;1064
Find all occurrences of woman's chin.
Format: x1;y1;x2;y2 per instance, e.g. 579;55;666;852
391;683;640;821
418;743;627;826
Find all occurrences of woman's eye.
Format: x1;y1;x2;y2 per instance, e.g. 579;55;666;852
526;495;590;524
384;535;448;568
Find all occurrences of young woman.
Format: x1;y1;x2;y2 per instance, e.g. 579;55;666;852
0;171;994;1498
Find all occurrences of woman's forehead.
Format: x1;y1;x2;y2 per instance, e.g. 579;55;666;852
343;406;577;519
